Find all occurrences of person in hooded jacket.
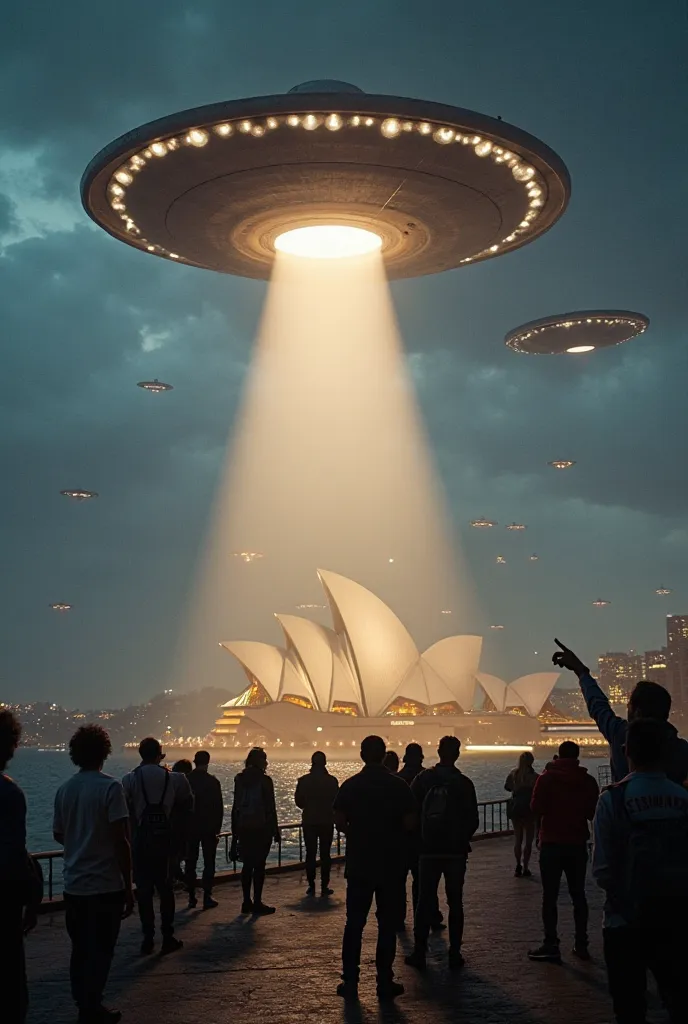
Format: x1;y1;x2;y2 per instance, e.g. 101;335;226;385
294;751;339;896
528;741;599;963
230;748;279;915
552;638;688;784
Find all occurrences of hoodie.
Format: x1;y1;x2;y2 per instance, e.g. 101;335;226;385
531;758;599;845
578;671;688;784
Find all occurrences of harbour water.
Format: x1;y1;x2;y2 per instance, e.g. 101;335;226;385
11;747;609;857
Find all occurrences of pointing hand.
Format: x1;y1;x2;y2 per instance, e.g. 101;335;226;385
552;638;589;677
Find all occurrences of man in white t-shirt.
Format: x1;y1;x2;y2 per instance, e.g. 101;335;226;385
53;726;133;1024
122;737;192;956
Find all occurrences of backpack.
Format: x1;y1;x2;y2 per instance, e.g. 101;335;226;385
237;779;266;830
421;776;458;845
610;781;688;929
133;767;171;861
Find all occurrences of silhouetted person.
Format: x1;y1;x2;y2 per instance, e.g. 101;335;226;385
185;750;224;910
0;711;41;1024
505;751;539;876
406;736;479;971
383;750;400;773
397;742;443;932
398;742;424;785
528;741;599;963
333;735;415;1002
54;725;133;1024
553;638;688;783
170;760;193;885
294;750;339;896
122;737;192;955
593;717;688;1023
230;747;279;915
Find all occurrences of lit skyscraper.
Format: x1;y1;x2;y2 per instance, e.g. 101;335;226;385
666;616;688;711
642;648;668;690
597;651;643;706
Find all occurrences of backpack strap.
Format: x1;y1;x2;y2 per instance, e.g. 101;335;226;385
135;765;169;808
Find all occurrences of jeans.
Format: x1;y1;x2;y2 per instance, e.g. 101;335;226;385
0;886;28;1023
341;875;405;986
303;823;334;887
64;891;124;1012
414;855;467;953
185;832;219;894
603;926;686;1024
539;842;589;946
135;857;175;938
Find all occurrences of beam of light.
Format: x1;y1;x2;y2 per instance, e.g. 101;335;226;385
274;225;382;259
566;345;595;354
173;245;480;694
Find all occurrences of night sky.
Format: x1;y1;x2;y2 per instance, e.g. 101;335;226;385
2;1;686;707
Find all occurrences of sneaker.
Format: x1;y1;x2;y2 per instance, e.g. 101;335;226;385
528;944;561;963
377;981;404;1001
241;900;253;914
523;868;532;878
336;982;359;1001
306;883;316;896
514;864;523;877
187;893;198;909
404;950;427;971
160;936;183;955
254;902;276;915
321;886;334;896
572;943;591;961
78;1006;122;1024
448;950;465;970
140;936;154;956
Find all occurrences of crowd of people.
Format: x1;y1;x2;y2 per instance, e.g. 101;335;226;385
1;638;688;1024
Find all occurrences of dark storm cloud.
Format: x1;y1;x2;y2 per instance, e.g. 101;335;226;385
1;0;687;702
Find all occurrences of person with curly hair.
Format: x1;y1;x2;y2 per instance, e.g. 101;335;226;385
0;709;41;1024
54;725;133;1024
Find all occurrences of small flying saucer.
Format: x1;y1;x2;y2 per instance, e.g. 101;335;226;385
470;517;497;528
137;379;174;393
592;598;610;607
496;555;507;564
60;489;99;501
655;587;672;596
548;460;576;470
506;522;527;531
505;310;649;355
50;603;72;612
296;603;327;610
441;609;452;615
529;554;539;561
232;551;264;563
490;624;505;630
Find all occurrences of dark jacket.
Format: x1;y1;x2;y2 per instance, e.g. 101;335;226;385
188;768;224;836
294;768;339;826
231;766;278;837
398;761;424;786
578;671;688;783
411;764;479;856
531;758;599;845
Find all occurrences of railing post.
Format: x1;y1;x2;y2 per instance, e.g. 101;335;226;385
299;825;303;863
277;829;282;868
49;856;53;902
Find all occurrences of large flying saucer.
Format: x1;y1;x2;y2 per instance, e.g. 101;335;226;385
81;79;570;280
505;310;649;355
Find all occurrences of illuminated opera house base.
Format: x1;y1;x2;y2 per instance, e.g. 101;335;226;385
207;570;588;755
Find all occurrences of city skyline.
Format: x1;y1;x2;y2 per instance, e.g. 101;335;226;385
1;2;687;706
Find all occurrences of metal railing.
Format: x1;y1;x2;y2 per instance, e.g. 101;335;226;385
32;798;512;902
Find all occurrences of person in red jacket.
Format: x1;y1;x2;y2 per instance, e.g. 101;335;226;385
527;741;599;964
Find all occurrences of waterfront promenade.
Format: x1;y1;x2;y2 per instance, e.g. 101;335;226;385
24;837;669;1024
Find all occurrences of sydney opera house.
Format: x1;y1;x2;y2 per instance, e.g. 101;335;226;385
209;570;566;754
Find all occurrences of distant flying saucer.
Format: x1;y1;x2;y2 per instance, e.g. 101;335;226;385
232;551;264;563
471;517;497;528
441;609;452;615
506;522;527;531
529;554;539;561
505;310;649;355
490;624;505;630
548;460;575;470
296;603;327;610
592;598;611;607
655;587;672;596
496;555;507;564
50;603;72;612
60;489;99;501
137;379;174;393
81;80;569;280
